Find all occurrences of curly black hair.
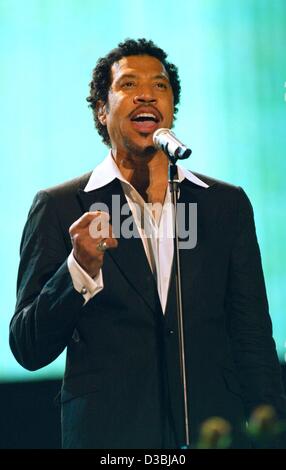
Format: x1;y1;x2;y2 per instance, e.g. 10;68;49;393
86;38;181;146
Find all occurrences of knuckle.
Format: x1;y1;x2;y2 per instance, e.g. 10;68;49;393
69;224;76;234
80;212;92;223
89;211;102;219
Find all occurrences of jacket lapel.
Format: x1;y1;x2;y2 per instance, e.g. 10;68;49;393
164;179;212;319
77;179;161;315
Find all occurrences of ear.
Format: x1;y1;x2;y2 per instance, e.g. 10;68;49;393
96;100;107;126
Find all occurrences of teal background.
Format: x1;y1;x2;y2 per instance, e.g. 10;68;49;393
1;0;285;381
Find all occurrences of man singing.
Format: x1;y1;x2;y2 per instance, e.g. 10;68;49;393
10;38;286;449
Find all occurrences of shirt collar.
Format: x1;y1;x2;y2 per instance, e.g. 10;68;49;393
84;151;209;192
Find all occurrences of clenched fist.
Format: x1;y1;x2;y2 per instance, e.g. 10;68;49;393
69;211;118;278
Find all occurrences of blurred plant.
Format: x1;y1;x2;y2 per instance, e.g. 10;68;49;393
247;404;286;447
196;417;232;449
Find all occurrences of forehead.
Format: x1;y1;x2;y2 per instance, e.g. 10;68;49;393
110;55;169;81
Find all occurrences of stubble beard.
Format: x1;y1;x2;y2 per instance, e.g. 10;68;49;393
123;134;157;160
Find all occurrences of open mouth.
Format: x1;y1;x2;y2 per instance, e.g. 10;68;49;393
130;110;161;134
131;113;159;124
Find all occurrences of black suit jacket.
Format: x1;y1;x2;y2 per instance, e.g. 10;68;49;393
10;171;286;448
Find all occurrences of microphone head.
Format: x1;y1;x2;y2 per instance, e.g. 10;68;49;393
153;128;192;160
153;128;172;148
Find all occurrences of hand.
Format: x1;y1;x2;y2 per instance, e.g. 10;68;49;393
69;211;118;278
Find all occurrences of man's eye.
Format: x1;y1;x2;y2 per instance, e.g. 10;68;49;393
155;82;168;89
122;82;135;88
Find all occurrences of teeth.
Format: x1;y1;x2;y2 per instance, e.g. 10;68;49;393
136;113;156;118
133;113;157;120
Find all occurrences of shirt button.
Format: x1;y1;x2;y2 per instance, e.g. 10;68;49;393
81;286;88;295
168;329;174;336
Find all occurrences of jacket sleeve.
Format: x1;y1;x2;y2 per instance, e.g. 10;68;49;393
226;187;286;424
9;190;84;371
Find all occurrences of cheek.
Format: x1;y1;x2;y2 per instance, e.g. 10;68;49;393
106;98;126;126
164;106;174;125
107;91;126;112
161;95;174;115
106;110;123;141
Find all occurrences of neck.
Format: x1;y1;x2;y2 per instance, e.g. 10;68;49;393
112;149;169;204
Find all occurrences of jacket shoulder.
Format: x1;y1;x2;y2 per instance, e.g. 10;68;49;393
192;171;240;192
42;171;92;199
191;172;254;218
27;172;92;236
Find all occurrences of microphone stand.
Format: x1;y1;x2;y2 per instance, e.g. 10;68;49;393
166;151;190;449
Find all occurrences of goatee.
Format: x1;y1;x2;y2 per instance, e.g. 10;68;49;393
124;136;157;159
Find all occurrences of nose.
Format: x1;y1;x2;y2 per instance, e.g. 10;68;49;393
133;85;157;104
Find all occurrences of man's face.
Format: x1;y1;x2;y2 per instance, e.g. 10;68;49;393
98;54;174;157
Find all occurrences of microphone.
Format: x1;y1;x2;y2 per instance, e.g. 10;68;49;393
153;128;192;160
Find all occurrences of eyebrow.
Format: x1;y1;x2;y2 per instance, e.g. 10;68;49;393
117;74;137;81
117;73;170;82
153;74;169;81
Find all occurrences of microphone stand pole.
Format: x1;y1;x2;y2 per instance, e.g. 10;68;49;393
166;152;190;449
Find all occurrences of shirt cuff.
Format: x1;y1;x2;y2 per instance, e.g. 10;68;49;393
67;251;104;304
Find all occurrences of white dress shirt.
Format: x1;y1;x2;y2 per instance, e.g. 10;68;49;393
68;152;209;312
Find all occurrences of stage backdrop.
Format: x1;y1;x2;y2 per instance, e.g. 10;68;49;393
1;0;285;381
